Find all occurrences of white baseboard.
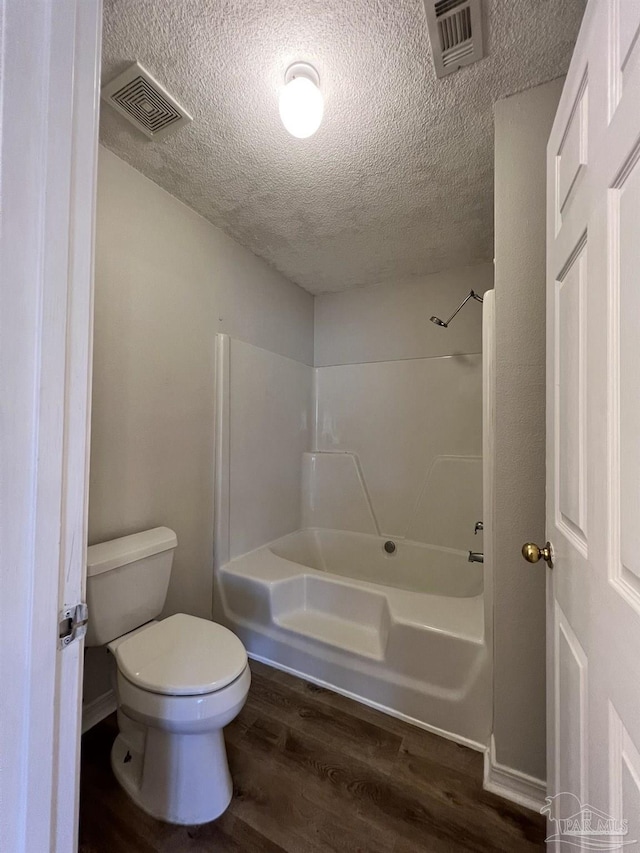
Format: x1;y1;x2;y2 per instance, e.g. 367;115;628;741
82;689;117;734
483;735;546;813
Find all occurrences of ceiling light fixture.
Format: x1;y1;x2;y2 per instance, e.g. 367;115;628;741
279;62;323;139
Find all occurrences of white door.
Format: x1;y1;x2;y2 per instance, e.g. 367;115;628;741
542;0;640;845
0;2;101;852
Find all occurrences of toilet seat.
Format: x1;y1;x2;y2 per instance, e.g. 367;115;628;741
111;613;247;696
116;664;251;734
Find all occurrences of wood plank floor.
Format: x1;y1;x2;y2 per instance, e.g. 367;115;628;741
79;660;545;852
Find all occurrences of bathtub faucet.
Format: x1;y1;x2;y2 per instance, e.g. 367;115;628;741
468;551;484;563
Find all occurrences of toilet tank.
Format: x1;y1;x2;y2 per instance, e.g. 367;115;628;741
85;527;177;646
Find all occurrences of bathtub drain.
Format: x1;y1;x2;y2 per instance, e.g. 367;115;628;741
383;540;396;554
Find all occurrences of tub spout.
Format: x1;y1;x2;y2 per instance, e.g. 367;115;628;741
468;551;484;564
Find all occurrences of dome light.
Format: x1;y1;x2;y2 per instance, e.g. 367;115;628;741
279;62;323;139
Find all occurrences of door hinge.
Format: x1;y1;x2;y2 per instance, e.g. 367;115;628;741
58;602;89;649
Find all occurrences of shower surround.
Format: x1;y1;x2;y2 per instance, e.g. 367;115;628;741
214;304;491;747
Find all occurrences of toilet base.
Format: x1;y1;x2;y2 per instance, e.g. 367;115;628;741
111;722;233;825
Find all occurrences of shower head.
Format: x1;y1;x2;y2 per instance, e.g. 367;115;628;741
429;290;483;329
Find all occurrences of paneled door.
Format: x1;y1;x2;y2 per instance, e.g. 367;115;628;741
542;0;640;845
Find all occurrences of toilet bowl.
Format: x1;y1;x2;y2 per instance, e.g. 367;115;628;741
107;613;250;825
86;529;251;825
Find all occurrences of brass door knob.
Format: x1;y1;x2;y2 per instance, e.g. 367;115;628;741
522;541;553;568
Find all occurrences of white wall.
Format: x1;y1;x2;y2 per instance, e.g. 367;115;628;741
227;338;313;559
493;78;564;782
314;360;482;548
312;264;491;552
86;148;313;702
314;264;492;366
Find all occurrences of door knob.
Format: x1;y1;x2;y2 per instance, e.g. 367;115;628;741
522;541;553;568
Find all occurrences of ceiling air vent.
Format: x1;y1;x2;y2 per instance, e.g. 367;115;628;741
101;62;193;140
424;0;485;79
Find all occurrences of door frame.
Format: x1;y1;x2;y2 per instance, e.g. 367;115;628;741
0;2;101;851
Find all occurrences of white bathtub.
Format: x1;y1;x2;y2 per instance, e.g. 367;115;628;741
216;527;491;748
269;528;482;597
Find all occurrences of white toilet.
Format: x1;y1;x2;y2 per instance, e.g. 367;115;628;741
85;526;250;826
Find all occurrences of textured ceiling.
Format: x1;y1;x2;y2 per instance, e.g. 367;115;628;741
100;0;586;294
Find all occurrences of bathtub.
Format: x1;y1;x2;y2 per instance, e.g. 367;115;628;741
216;527;491;747
269;528;482;597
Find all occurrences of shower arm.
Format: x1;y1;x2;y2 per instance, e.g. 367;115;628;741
439;290;483;327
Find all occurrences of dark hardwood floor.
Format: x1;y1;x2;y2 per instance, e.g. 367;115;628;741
79;660;545;852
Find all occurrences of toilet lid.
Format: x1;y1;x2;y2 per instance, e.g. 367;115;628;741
114;613;248;696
